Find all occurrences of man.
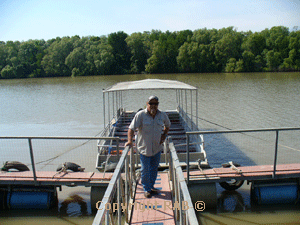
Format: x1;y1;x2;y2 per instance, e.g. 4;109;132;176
125;96;171;198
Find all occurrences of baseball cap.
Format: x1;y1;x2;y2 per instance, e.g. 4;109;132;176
148;96;159;102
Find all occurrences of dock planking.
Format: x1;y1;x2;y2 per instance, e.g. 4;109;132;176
187;163;300;182
131;172;175;225
0;171;113;186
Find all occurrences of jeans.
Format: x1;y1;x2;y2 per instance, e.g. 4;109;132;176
140;151;161;192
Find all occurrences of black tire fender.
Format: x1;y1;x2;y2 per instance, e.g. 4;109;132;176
219;162;244;191
1;161;30;172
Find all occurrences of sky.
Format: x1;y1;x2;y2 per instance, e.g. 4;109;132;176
0;0;300;42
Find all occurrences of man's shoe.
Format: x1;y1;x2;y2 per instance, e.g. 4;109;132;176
151;188;159;194
144;191;151;198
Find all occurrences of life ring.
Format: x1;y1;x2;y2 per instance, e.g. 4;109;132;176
56;162;85;172
1;161;30;172
219;162;244;191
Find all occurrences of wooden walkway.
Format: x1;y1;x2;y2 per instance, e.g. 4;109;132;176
131;172;175;225
187;163;300;182
0;171;113;186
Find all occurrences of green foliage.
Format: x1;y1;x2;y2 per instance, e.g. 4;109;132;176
1;65;16;79
0;26;299;79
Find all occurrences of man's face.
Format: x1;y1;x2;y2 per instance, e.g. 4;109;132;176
147;99;159;116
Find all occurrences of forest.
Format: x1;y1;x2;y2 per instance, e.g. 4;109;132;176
0;26;300;79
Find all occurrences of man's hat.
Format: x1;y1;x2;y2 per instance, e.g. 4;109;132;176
148;96;159;101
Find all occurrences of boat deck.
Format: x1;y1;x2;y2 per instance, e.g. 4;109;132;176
109;111;197;153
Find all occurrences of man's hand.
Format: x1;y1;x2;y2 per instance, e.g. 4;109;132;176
160;133;167;144
126;128;134;147
125;141;133;147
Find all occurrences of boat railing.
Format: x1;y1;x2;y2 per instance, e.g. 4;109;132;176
186;127;300;184
167;137;199;225
93;145;138;225
178;105;198;132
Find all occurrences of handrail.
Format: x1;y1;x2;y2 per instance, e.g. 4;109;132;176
185;127;300;183
167;137;199;225
0;136;120;186
93;145;137;225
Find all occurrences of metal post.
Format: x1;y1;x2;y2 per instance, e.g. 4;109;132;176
28;138;37;185
125;154;128;210
185;90;188;123
105;208;109;225
108;92;110;130
117;177;121;225
186;134;190;185
121;91;123;110
112;91;115;118
176;90;178;106
116;138;120;161
178;90;181;110
273;130;279;178
181;90;183;113
103;91;106;130
190;90;193;130
179;182;183;225
196;89;198;129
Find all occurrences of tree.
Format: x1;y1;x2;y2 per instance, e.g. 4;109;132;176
126;32;150;73
242;50;255;72
225;58;237;72
266;50;281;71
85;41;115;75
41;37;74;76
1;65;16;79
214;31;243;71
242;32;266;56
65;47;86;76
108;31;131;74
235;59;244;72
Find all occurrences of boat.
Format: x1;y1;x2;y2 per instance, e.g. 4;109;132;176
96;79;209;172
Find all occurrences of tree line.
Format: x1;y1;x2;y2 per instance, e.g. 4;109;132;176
1;26;299;79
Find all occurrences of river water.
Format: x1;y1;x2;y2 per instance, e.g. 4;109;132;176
1;72;300;224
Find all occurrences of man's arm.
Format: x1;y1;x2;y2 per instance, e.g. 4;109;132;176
160;126;170;144
125;128;134;147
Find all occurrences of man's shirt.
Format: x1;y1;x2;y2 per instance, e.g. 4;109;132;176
129;109;171;156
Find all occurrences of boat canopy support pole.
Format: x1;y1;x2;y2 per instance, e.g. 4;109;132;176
196;89;198;128
112;91;115;119
108;92;110;131
190;89;193;130
103;91;105;130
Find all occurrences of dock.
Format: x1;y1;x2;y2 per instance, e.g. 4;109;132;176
0;170;113;186
131;173;175;225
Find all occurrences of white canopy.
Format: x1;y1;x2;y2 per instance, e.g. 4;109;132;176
103;79;197;92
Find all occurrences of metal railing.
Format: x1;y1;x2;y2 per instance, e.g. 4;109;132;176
167;137;199;225
0;136;119;185
93;145;138;225
186;127;300;184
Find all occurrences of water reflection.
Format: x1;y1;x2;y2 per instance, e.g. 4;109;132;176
218;190;247;213
59;194;88;217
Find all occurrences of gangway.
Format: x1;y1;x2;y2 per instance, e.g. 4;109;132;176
92;137;198;225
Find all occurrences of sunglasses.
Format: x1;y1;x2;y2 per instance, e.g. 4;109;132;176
148;102;159;106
